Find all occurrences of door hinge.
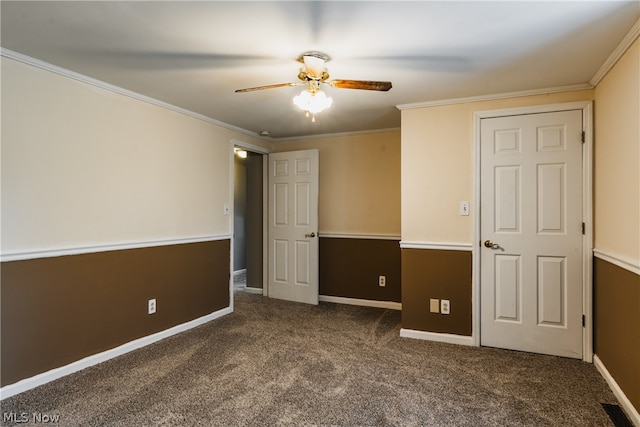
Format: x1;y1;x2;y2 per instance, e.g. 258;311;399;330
581;131;585;143
582;314;586;327
582;222;585;235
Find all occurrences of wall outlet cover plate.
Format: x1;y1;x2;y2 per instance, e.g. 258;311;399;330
430;298;440;313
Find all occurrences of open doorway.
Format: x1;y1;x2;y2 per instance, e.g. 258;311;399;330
233;145;266;295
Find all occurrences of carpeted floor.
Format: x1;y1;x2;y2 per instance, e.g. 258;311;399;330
0;291;619;426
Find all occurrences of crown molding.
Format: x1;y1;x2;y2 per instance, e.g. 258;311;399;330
396;83;593;111
273;127;401;143
590;18;640;86
0;48;263;140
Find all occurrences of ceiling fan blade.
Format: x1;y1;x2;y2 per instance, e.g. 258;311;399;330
329;80;392;91
235;82;303;93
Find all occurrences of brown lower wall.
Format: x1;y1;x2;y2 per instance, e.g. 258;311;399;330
401;248;472;335
594;257;640;412
0;239;230;387
319;237;401;303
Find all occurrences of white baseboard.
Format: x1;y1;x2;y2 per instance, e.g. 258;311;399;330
319;295;401;310
244;287;264;295
400;328;475;346
0;306;233;400
594;354;640;426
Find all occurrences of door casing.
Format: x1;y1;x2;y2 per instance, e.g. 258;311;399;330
472;101;593;362
229;139;271;312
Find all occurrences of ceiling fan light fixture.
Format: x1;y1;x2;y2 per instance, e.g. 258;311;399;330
293;89;333;115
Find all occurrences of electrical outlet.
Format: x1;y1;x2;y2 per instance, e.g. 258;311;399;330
148;298;156;315
378;275;386;287
430;299;440;313
441;299;450;315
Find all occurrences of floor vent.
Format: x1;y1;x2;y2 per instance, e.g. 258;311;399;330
602;403;633;427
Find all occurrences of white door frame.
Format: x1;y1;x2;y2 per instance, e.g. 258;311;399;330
472;101;593;362
229;139;271;311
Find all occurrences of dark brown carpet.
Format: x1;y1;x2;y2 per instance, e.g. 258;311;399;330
0;291;619;426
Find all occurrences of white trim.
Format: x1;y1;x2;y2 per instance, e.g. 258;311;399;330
470;101;594;120
0;306;232;400
319;295;401;311
244;287;264;295
262;154;269;296
582;102;594;363
274;127;400;143
0;234;232;262
590;18;640;87
593;249;640;275
230;139;269;297
399;241;473;251
0;48;263;140
396;84;592;110
473;108;483;348
320;232;400;241
594;355;640;426
231;139;271;155
399;329;475;346
228;143;236;313
473;101;594;361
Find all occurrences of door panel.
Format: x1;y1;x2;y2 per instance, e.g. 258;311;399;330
295;182;310;226
538;164;565;233
495;166;520;232
480;110;583;359
495;254;520;322
537;256;565;326
274;240;288;282
268;150;319;305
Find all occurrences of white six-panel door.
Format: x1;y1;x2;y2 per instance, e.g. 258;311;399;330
480;110;583;358
268;150;319;305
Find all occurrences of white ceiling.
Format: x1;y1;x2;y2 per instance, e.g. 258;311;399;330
2;1;639;139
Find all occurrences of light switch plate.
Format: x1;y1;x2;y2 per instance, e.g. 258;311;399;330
460;201;470;216
430;299;440;313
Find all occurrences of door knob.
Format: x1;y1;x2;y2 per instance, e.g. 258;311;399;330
305;232;316;238
483;240;500;249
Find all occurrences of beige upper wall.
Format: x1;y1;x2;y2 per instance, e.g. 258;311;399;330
401;89;595;244
1;57;266;254
594;37;640;264
272;131;401;237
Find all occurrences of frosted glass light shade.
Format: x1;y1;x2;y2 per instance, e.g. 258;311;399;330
293;89;333;114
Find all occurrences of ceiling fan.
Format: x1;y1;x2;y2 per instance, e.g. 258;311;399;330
235;51;392;94
235;51;392;120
